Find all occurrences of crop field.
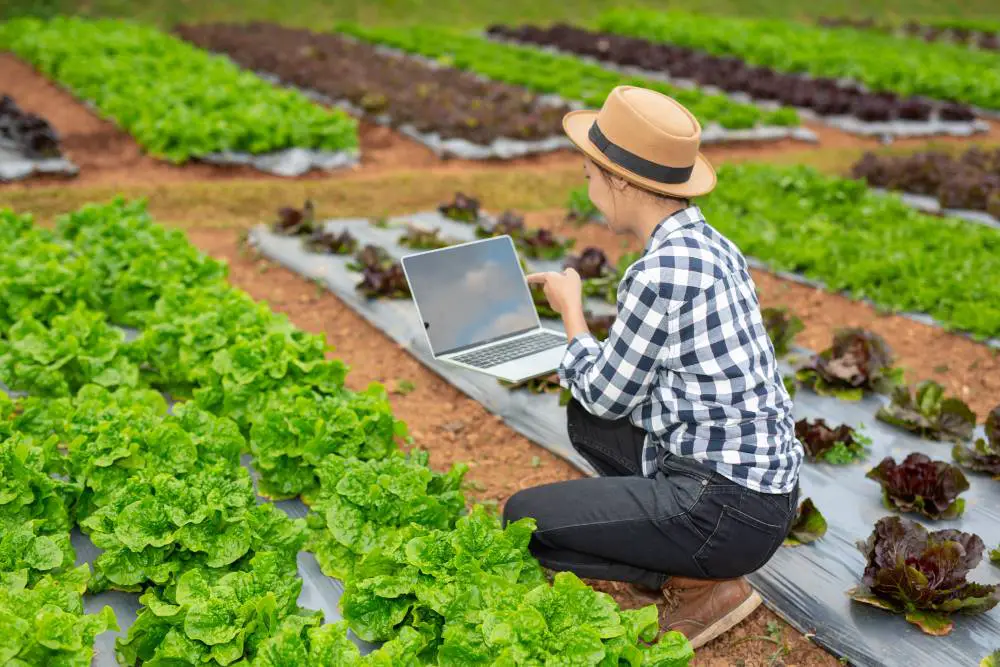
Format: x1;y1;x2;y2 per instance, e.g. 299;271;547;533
2;2;1000;666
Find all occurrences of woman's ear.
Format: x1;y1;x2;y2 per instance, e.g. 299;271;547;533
609;173;629;192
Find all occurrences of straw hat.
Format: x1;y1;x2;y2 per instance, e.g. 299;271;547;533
563;86;716;198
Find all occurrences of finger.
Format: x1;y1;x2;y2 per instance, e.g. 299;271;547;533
563;267;580;279
526;273;552;285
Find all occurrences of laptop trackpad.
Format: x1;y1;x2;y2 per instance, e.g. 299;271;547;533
488;345;567;384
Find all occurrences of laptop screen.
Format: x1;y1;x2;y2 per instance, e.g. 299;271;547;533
402;236;540;356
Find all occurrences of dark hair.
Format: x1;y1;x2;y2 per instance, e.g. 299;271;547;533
592;160;690;207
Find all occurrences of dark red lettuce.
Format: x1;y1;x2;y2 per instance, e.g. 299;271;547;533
272;200;316;236
794;418;870;464
866;453;970;519
438;192;480;223
304;229;357;255
796;328;903;399
850;515;999;635
877;380;977;442
356;263;410;299
953;404;1000;478
563;247;611;280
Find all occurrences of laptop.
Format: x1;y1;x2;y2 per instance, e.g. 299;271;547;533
401;236;568;384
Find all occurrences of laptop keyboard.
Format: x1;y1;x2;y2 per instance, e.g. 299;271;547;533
451;331;566;369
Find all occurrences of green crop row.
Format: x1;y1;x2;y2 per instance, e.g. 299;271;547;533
335;23;799;130
598;10;1000;111
0;201;692;666
568;163;1000;340
0;18;359;163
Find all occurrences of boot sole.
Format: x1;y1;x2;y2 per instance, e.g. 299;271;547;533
686;590;763;650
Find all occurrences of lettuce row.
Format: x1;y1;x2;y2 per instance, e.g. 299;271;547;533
599;9;1000;110
336;23;798;131
0;199;227;332
0;17;358;163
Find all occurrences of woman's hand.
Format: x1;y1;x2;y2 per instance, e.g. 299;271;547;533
527;269;590;340
527;269;583;315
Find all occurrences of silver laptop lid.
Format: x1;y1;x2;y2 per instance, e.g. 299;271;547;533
401;236;541;357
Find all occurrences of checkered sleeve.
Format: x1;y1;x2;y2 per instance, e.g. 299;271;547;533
557;272;671;419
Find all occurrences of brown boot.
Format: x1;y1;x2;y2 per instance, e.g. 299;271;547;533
661;576;762;649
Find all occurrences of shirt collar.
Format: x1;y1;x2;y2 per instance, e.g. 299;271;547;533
644;205;705;254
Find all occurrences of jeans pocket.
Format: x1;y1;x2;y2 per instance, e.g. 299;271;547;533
693;505;783;579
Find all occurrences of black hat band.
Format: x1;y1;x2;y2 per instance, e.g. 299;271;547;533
588;122;694;184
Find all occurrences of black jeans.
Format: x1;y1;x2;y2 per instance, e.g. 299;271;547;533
503;399;799;590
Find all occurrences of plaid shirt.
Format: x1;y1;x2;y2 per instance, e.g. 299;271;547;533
559;205;803;494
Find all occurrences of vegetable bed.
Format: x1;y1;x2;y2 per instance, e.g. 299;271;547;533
486;24;986;138
851;148;1000;228
0;201;692;666
0;18;359;167
250;208;1000;667
334;23;809;137
175;22;573;159
598;10;1000;112
570;163;1000;341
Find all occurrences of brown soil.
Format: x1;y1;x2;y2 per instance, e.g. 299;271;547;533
186;226;857;665
536;210;1000;420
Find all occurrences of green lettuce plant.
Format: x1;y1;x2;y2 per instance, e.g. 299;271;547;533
0;565;118;666
306;451;467;581
249;385;404;500
0;306;140;398
117;552;311;666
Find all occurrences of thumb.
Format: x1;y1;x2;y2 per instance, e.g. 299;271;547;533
563;267;581;280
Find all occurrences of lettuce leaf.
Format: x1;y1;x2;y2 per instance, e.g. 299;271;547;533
249;384;403;500
877;380;977;442
0;305;140;398
850;516;999;635
783;498;827;547
866;453;970;520
796;328;903;399
0;565;118;666
305;451;467;581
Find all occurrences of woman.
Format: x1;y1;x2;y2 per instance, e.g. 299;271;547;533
504;86;803;649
